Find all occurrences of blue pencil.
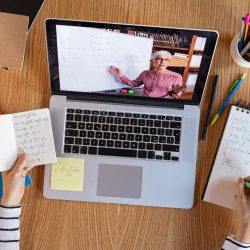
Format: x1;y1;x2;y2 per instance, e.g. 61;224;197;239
210;73;247;126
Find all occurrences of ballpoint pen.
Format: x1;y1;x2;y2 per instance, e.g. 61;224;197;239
239;16;245;52
201;75;219;140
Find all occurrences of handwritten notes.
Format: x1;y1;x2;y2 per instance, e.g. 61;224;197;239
221;112;250;170
203;105;250;210
13;109;56;167
51;158;84;191
0;109;56;171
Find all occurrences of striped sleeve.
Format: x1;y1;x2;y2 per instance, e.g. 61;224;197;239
222;236;250;250
0;204;21;250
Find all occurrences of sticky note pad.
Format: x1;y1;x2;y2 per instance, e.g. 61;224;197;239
0;12;29;69
51;158;84;191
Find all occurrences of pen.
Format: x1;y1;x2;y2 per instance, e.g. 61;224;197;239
240;39;250;56
201;75;219;140
239;16;245;52
245;181;250;188
244;181;250;196
243;14;250;47
210;73;247;126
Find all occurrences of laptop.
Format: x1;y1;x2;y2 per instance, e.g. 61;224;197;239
43;18;218;208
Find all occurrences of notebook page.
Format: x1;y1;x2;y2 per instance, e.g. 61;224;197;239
0;115;17;171
12;109;56;167
204;105;250;210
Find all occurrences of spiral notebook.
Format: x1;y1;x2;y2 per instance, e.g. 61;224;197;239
203;100;250;210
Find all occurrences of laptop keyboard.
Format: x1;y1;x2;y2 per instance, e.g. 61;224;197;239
63;108;182;161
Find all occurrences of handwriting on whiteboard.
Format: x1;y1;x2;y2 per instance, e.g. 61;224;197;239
56;25;153;92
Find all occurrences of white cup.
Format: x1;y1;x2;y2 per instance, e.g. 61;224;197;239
230;33;250;68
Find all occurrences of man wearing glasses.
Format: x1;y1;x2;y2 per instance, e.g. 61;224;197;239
109;50;184;99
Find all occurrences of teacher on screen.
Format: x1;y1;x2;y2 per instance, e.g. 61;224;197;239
109;50;184;99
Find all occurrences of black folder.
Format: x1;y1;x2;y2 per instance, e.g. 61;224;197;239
0;0;45;29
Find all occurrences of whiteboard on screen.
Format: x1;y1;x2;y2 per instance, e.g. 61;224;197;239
56;25;153;92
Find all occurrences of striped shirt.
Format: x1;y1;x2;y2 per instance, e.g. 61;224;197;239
0;204;20;250
222;235;250;250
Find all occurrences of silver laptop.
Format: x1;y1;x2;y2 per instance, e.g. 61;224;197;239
43;18;218;208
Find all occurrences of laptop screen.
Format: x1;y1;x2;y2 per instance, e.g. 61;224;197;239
46;19;218;105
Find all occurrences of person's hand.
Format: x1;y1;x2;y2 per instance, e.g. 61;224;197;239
172;85;186;94
1;153;31;206
109;66;123;78
235;177;250;243
172;93;181;99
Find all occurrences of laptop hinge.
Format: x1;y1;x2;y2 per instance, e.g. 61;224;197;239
66;94;185;109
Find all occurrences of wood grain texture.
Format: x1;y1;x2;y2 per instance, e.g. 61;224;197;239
1;0;250;249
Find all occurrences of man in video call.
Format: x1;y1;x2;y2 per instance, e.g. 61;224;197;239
109;50;185;99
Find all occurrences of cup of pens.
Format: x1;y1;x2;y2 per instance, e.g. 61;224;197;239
230;14;250;68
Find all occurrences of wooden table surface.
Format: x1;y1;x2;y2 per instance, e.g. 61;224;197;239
1;0;250;249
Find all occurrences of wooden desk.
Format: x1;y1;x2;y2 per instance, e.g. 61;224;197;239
0;0;249;249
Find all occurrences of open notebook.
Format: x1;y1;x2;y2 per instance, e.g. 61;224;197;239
203;104;250;210
0;109;56;171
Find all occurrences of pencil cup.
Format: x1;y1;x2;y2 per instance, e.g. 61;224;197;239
230;33;250;68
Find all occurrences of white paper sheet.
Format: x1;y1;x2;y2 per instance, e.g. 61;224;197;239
190;55;202;68
194;37;207;51
12;109;56;167
185;73;198;92
0;115;17;171
204;106;250;210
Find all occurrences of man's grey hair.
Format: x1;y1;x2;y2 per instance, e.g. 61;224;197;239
151;50;172;60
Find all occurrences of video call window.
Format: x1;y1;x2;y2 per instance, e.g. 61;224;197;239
48;23;214;102
104;28;209;101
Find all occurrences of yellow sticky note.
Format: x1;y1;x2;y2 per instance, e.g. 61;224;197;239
51;157;84;191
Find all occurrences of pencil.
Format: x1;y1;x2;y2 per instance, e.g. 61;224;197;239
201;75;219;140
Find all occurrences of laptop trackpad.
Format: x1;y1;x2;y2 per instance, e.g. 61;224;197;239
97;164;142;199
